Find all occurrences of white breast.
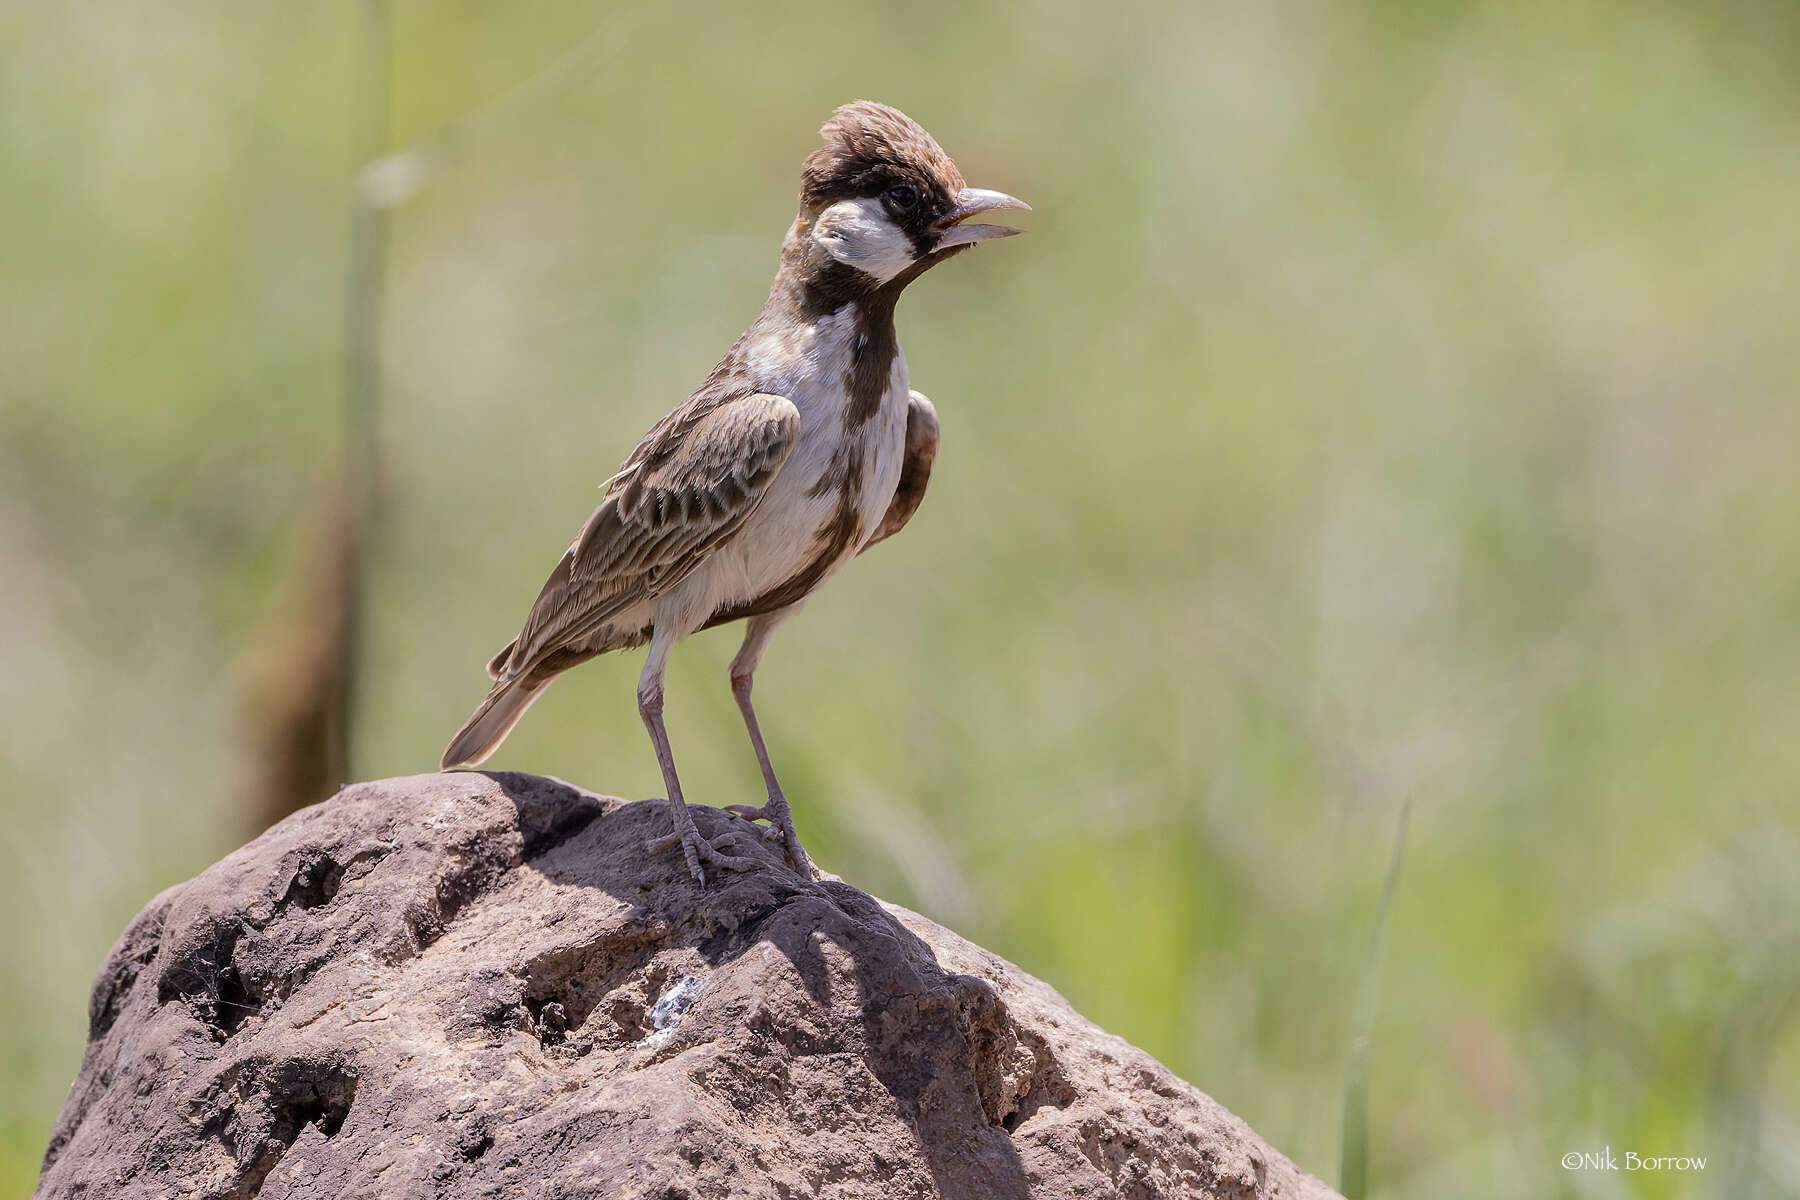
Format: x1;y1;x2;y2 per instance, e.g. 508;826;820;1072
652;308;911;636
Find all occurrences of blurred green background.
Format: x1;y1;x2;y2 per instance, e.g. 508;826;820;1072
5;1;1799;1195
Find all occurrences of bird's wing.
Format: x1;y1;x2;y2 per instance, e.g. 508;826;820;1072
491;391;800;681
860;390;939;553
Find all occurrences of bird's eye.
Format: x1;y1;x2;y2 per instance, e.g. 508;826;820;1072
883;183;919;212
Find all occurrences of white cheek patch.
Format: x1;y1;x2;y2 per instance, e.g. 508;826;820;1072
810;197;917;283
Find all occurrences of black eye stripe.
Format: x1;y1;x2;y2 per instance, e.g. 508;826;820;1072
883;183;920;211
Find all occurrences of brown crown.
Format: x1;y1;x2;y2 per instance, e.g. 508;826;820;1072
799;101;965;217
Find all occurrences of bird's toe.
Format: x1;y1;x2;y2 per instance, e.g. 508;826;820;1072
646;823;765;871
724;805;792;845
693;830;765;873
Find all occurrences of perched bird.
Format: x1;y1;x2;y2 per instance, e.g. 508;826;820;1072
441;101;1028;884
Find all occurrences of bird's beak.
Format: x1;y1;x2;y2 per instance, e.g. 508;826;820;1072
932;187;1031;251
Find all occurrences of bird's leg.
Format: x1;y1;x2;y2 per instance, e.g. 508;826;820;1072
635;635;760;885
720;619;816;877
724;671;817;876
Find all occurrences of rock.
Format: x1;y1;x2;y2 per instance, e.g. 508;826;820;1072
37;772;1340;1200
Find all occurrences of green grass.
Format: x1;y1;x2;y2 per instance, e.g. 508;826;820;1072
4;1;1800;1195
1342;799;1411;1199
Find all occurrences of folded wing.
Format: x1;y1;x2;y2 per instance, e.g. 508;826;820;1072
492;392;801;683
860;389;939;553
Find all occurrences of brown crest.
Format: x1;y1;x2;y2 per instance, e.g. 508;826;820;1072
799;101;965;220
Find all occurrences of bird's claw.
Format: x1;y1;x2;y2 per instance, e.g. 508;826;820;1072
643;824;763;886
723;806;789;843
724;798;816;879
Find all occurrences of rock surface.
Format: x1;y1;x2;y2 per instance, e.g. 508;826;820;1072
38;772;1340;1200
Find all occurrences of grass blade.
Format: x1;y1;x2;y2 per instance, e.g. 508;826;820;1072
1341;797;1411;1200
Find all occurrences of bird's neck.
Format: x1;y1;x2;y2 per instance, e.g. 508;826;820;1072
760;219;895;327
759;214;955;330
750;220;909;428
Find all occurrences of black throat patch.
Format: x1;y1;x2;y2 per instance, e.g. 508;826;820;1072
842;295;899;430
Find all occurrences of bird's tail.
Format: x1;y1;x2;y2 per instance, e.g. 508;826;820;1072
441;676;552;770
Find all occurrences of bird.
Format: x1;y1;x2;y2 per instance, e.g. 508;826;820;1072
440;101;1028;885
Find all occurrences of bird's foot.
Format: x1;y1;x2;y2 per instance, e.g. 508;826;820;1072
720;808;787;844
723;795;816;879
644;820;763;886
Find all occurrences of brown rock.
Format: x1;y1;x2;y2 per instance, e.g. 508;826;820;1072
37;772;1340;1200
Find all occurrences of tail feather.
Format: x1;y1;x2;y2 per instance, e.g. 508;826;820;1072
485;638;517;681
441;676;550;770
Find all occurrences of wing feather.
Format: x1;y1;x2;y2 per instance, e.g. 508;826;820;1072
493;392;800;681
861;390;939;553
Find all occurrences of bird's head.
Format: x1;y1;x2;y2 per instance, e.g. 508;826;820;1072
796;101;1028;287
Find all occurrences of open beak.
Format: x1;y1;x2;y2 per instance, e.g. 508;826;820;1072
932;187;1031;251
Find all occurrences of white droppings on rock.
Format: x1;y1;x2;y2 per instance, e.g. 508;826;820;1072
644;974;705;1045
